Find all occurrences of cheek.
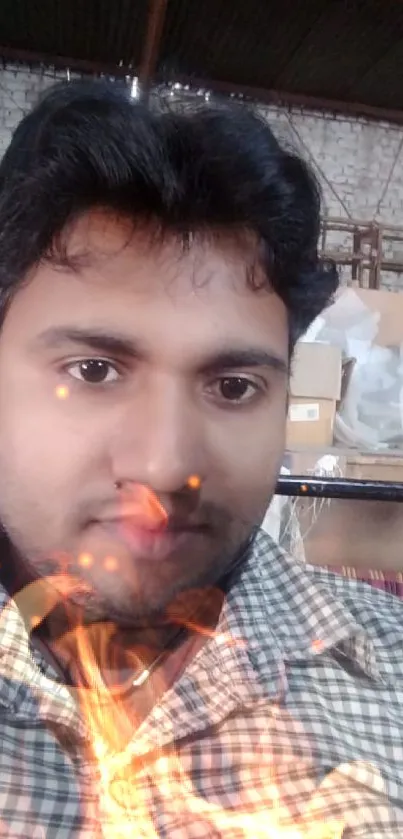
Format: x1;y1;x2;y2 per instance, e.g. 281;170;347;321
0;377;92;505
0;386;104;557
209;397;286;511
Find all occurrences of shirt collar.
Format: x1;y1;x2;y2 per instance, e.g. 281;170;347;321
0;575;86;734
126;532;383;758
0;530;381;745
222;530;381;682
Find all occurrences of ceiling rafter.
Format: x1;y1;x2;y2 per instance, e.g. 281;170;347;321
1;1;403;120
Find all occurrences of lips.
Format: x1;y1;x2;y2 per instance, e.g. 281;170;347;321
98;517;208;562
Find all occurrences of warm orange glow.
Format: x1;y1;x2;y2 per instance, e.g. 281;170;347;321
117;484;168;529
104;556;118;572
311;639;324;653
187;474;201;490
78;553;93;568
55;385;69;400
31;614;42;629
0;555;369;837
60;613;347;839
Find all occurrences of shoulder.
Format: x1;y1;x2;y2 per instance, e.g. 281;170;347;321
234;531;403;676
308;563;403;678
311;562;403;630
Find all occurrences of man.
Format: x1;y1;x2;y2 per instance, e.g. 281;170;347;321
0;79;400;839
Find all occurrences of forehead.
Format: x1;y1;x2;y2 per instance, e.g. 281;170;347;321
1;212;288;361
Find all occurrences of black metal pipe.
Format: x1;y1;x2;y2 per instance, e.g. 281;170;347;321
275;475;403;502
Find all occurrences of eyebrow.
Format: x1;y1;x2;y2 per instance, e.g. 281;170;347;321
33;326;288;375
198;349;288;376
33;327;142;359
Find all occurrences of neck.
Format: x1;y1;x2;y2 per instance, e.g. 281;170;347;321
0;530;254;691
29;583;225;694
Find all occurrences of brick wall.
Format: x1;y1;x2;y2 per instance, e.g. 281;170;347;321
261;104;403;224
0;64;82;157
1;62;403;287
260;104;403;290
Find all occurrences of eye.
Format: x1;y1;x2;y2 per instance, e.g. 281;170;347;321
66;359;120;385
213;376;260;403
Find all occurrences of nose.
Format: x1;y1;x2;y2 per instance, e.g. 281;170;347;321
111;379;206;495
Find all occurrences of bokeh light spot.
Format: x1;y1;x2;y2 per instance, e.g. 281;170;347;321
78;553;93;568
187;474;201;490
31;615;42;630
104;556;118;572
56;385;69;400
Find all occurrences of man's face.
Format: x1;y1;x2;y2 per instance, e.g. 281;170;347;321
0;212;288;626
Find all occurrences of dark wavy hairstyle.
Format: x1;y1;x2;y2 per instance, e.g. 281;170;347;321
0;79;338;350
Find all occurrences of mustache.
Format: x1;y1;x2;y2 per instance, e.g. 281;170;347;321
79;492;235;533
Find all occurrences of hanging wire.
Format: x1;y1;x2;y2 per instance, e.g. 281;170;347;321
373;132;403;219
284;111;353;219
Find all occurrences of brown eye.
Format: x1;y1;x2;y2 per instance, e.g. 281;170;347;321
218;377;257;402
67;359;120;384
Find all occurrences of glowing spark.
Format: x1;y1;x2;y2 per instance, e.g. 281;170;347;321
311;639;324;653
187;474;201;490
104;556;118;572
118;484;168;529
215;632;247;648
31;615;42;629
78;553;93;568
55;385;69;400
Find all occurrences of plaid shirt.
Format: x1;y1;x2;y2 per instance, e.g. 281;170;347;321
0;531;402;838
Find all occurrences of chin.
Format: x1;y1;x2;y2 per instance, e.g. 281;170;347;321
66;582;176;627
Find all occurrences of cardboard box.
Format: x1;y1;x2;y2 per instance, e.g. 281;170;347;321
290;342;342;400
346;453;403;482
287;398;336;447
286;343;342;447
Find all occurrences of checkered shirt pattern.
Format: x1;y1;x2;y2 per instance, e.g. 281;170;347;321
0;530;401;837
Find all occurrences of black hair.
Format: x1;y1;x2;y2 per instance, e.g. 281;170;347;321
0;79;338;349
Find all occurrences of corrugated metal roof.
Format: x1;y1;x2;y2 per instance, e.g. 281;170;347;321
1;0;403;116
0;0;148;65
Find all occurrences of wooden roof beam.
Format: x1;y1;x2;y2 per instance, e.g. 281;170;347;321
139;0;168;101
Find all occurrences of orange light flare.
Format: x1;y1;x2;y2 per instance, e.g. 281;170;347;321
116;483;168;529
12;572;92;634
55;384;69;400
0;533;382;838
61;603;394;839
59;603;350;839
104;555;118;572
78;552;94;569
187;474;201;490
0;574;388;837
164;584;248;648
30;614;42;630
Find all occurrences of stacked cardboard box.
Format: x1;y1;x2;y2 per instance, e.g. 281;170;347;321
284;289;403;570
286;343;342;447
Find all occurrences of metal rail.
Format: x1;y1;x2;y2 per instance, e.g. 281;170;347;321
275;475;403;502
